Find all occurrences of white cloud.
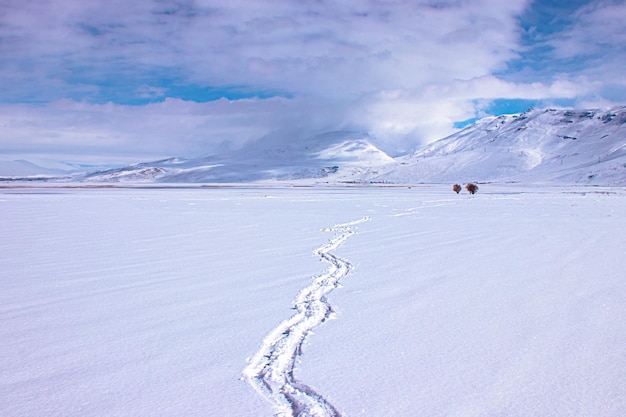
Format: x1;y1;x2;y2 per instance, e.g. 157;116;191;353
547;1;626;62
348;74;594;148
0;74;601;163
508;0;626;99
2;0;625;163
0;0;530;99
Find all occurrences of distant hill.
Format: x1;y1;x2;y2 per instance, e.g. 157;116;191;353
82;131;396;183
0;160;66;178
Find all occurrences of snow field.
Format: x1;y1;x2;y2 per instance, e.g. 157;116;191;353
302;187;626;416
1;185;625;416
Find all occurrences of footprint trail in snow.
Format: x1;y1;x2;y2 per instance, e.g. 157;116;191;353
243;217;370;417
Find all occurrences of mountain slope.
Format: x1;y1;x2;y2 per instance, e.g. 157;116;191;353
13;107;626;185
83;131;396;183
371;106;626;185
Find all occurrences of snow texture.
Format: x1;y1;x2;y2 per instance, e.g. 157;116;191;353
1;184;625;417
243;217;368;417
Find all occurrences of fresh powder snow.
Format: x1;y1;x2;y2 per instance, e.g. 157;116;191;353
1;184;625;416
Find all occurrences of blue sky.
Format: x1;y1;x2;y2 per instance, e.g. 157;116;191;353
1;0;625;163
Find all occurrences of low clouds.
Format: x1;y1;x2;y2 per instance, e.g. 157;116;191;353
0;0;625;163
0;97;356;161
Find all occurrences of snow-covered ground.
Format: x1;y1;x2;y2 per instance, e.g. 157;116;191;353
1;185;625;416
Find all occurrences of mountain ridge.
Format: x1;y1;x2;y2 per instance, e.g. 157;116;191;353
366;106;626;185
82;131;396;183
2;106;625;185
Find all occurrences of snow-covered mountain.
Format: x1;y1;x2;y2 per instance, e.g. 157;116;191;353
4;107;625;185
368;106;626;185
83;131;396;183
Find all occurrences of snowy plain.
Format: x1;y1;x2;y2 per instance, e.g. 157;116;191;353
1;184;625;416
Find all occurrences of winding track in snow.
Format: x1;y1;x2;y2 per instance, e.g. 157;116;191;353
243;217;370;417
